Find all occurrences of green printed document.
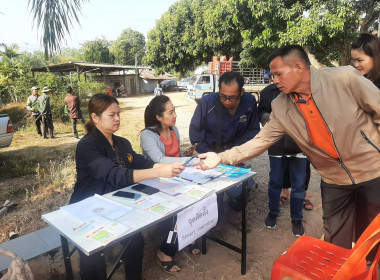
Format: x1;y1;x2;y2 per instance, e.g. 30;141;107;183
72;215;130;245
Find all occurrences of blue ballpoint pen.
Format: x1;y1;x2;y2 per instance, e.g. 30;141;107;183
183;156;196;166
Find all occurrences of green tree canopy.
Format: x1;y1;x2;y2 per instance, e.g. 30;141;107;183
146;0;379;73
110;28;146;65
81;38;114;63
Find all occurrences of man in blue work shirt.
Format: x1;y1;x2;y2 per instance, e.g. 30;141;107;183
189;71;260;231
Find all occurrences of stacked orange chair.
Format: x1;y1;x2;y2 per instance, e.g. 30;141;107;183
271;214;380;280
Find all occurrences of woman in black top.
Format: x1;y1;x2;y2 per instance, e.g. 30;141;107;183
70;93;185;280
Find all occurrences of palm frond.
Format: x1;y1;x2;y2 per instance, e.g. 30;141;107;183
28;0;89;60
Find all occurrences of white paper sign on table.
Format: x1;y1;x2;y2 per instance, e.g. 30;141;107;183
176;193;218;251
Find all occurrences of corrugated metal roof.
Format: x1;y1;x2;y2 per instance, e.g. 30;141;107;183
105;68;174;80
31;61;152;73
139;69;174;80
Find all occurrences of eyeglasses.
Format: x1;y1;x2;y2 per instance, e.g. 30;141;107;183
219;94;240;102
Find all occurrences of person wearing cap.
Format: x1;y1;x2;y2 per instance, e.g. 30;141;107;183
26;86;42;137
38;86;55;139
64;86;85;139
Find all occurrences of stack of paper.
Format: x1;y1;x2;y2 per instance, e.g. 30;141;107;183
60;195;133;245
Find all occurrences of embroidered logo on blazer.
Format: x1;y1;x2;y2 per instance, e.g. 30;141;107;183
239;115;247;122
127;153;133;163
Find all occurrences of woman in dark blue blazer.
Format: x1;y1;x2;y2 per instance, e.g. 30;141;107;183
70;93;185;280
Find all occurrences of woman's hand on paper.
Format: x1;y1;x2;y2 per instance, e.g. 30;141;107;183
158;162;185;178
193;152;222;170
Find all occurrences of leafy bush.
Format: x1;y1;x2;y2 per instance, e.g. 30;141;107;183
77;80;107;99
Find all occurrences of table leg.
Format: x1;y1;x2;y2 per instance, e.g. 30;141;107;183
61;235;74;280
107;237;132;280
202;234;207;254
241;180;248;275
202;178;251;275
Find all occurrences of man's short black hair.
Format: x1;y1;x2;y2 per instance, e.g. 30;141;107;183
268;45;311;66
218;72;244;92
66;86;73;93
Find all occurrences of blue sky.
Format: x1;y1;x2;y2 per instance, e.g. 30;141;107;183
0;0;177;52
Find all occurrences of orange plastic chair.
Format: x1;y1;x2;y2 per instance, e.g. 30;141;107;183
271;214;380;280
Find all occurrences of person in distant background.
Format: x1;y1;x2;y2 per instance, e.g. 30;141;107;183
117;82;126;97
154;83;163;96
107;87;113;97
351;33;380;89
38;86;55;139
26;86;42;137
64;86;85;139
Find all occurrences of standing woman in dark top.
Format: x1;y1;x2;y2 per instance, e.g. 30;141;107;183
70;93;185;280
351;33;380;261
351;33;380;89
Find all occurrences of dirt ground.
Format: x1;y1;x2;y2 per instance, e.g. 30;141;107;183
3;91;324;279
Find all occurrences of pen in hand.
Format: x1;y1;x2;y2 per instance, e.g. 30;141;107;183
183;156;196;167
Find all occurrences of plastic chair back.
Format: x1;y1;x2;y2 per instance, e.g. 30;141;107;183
271;213;380;280
353;214;380;249
334;230;380;279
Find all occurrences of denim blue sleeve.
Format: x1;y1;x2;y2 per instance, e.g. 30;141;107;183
235;96;260;146
189;99;212;153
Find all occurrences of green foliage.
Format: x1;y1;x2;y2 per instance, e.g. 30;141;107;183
56;48;84;63
110;28;146;65
77;80;107;98
145;0;214;74
0;44;36;103
81;38;115;63
146;0;379;70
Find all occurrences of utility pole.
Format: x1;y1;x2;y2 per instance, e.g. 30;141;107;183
378;12;380;38
135;53;139;95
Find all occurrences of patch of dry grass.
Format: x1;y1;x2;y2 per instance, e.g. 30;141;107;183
0;102;80;242
0;153;76;242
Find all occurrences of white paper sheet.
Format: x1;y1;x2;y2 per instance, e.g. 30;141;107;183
61;194;133;221
141;178;183;196
176;166;225;184
176;193;218;250
172;185;212;199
